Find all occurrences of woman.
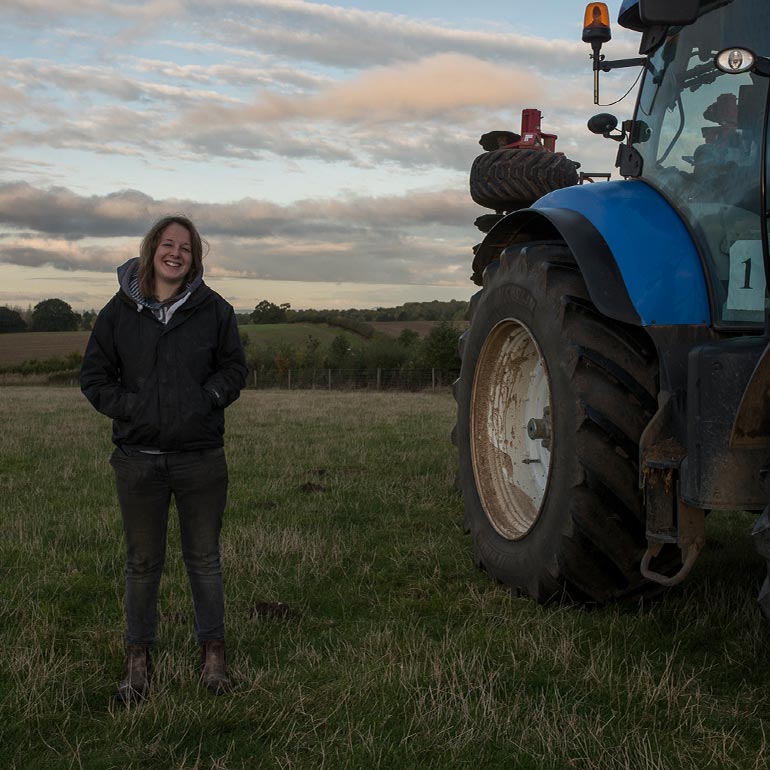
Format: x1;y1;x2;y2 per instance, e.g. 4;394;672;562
80;215;247;703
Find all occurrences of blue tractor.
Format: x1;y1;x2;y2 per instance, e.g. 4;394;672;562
454;0;770;611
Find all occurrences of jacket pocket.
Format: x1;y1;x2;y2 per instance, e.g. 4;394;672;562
117;376;161;445
121;392;138;421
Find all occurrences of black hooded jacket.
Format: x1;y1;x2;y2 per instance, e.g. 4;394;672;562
80;258;248;451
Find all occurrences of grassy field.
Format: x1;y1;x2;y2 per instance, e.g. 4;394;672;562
370;321;438;337
0;321;441;371
0;325;351;370
0;322;433;371
237;323;361;347
2;388;770;769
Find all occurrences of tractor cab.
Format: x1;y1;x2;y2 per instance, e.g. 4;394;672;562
588;0;770;327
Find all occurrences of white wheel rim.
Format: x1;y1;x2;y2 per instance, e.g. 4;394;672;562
470;318;552;540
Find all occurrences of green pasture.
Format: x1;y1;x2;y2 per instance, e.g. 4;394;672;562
1;387;770;769
0;325;359;371
238;323;364;348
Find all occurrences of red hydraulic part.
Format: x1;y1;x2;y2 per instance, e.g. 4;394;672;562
478;109;561;154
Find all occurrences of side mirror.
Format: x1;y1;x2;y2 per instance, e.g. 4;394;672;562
587;113;618;135
587;113;631;144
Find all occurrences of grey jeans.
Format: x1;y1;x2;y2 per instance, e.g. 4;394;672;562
110;446;229;646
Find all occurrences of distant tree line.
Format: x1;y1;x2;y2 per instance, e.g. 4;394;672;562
3;297;468;335
0;300;96;333
238;298;467;330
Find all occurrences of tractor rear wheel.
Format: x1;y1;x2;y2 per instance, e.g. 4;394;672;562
454;241;675;603
469;149;579;211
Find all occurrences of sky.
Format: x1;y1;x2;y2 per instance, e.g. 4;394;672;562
0;0;639;313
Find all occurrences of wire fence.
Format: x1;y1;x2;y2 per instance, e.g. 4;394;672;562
247;368;460;391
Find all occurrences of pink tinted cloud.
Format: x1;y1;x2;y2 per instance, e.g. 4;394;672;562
183;53;540;128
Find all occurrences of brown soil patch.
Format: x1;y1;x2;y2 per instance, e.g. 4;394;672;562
0;331;90;367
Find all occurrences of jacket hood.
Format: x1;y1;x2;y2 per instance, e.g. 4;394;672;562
116;257;206;309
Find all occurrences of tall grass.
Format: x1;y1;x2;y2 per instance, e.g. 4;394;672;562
1;387;769;769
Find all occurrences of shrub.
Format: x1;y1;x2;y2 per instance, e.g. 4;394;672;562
0;351;83;375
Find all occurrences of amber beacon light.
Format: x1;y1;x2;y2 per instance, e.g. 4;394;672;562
582;3;611;44
583;2;613;103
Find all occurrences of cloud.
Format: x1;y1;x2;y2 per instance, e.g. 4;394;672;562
0;0;634;309
175;52;540;130
5;57;145;101
174;52;544;166
0;183;157;237
0;182;479;288
0;242;120;273
3;53;506;167
5;0;634;70
1;0;627;172
0;182;474;236
3;0;185;23
294;53;540;122
132;56;332;93
206;0;593;70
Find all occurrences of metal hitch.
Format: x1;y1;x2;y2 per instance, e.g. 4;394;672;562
640;450;705;588
641;502;705;587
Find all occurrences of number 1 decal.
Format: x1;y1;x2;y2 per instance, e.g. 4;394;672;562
726;240;765;314
743;257;752;290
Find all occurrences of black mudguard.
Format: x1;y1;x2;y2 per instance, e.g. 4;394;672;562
472;208;641;326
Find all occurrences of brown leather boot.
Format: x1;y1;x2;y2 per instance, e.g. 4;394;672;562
201;640;232;693
115;644;150;704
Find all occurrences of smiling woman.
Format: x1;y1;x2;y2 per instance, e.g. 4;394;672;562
79;214;248;705
138;217;205;303
151;224;193;298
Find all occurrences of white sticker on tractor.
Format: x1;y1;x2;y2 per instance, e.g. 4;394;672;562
726;240;765;312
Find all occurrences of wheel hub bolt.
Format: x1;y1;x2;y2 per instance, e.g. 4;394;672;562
527;418;549;440
527;408;551;444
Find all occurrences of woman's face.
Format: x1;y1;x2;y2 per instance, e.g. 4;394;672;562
153;222;192;288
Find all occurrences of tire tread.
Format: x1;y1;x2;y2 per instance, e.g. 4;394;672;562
454;239;678;603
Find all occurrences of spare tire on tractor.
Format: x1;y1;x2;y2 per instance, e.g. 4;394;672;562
453;240;681;603
470;149;580;211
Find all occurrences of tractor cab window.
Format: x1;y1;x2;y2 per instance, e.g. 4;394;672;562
633;0;769;325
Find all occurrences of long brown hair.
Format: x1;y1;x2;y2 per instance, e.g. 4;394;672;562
137;215;207;299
